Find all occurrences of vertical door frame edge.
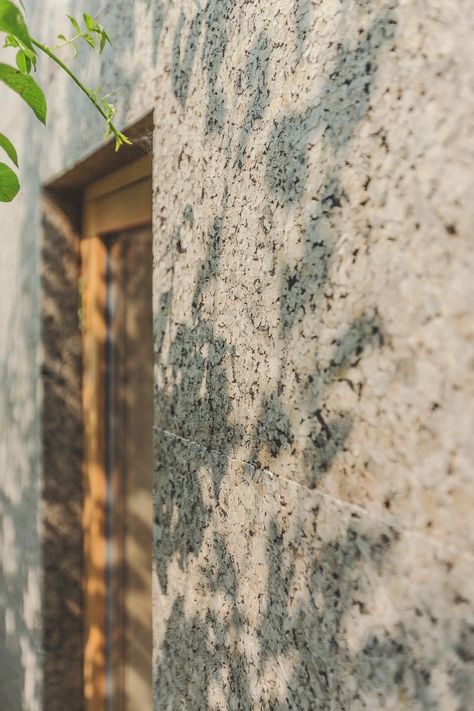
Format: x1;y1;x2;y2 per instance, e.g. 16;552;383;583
81;154;153;710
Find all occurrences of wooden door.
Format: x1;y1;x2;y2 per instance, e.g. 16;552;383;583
81;158;153;711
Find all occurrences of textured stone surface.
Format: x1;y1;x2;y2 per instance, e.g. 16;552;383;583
154;435;474;710
152;1;474;709
0;0;473;709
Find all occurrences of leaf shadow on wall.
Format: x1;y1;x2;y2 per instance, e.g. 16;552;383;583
153;0;474;708
0;123;44;711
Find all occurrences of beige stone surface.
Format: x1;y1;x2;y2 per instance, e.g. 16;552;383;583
0;0;473;709
154;435;473;710
152;0;474;709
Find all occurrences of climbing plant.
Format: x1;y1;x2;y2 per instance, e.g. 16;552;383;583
0;0;129;202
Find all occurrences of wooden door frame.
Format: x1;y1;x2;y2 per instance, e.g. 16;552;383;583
81;155;152;711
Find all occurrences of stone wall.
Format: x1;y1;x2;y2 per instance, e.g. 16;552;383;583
0;0;473;709
152;1;474;709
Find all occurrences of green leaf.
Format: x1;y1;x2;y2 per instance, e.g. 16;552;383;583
84;13;95;30
0;0;34;52
67;14;80;34
4;33;19;48
83;33;96;49
21;44;36;69
0;132;18;166
0;63;46;124
16;48;31;73
0;161;20;202
57;33;67;43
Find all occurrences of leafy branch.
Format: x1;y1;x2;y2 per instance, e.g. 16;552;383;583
0;0;130;203
30;38;131;151
56;13;111;55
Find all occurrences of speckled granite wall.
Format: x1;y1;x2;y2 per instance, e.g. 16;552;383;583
1;0;473;709
152;1;474;709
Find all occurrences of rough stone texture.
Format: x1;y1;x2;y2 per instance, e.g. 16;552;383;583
152;1;474;709
155;438;474;710
0;0;473;709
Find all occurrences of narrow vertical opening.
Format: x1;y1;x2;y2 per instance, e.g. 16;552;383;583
41;113;154;711
103;227;154;711
82;161;153;711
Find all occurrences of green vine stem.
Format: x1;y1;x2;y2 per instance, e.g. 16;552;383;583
30;36;131;150
55;33;85;50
